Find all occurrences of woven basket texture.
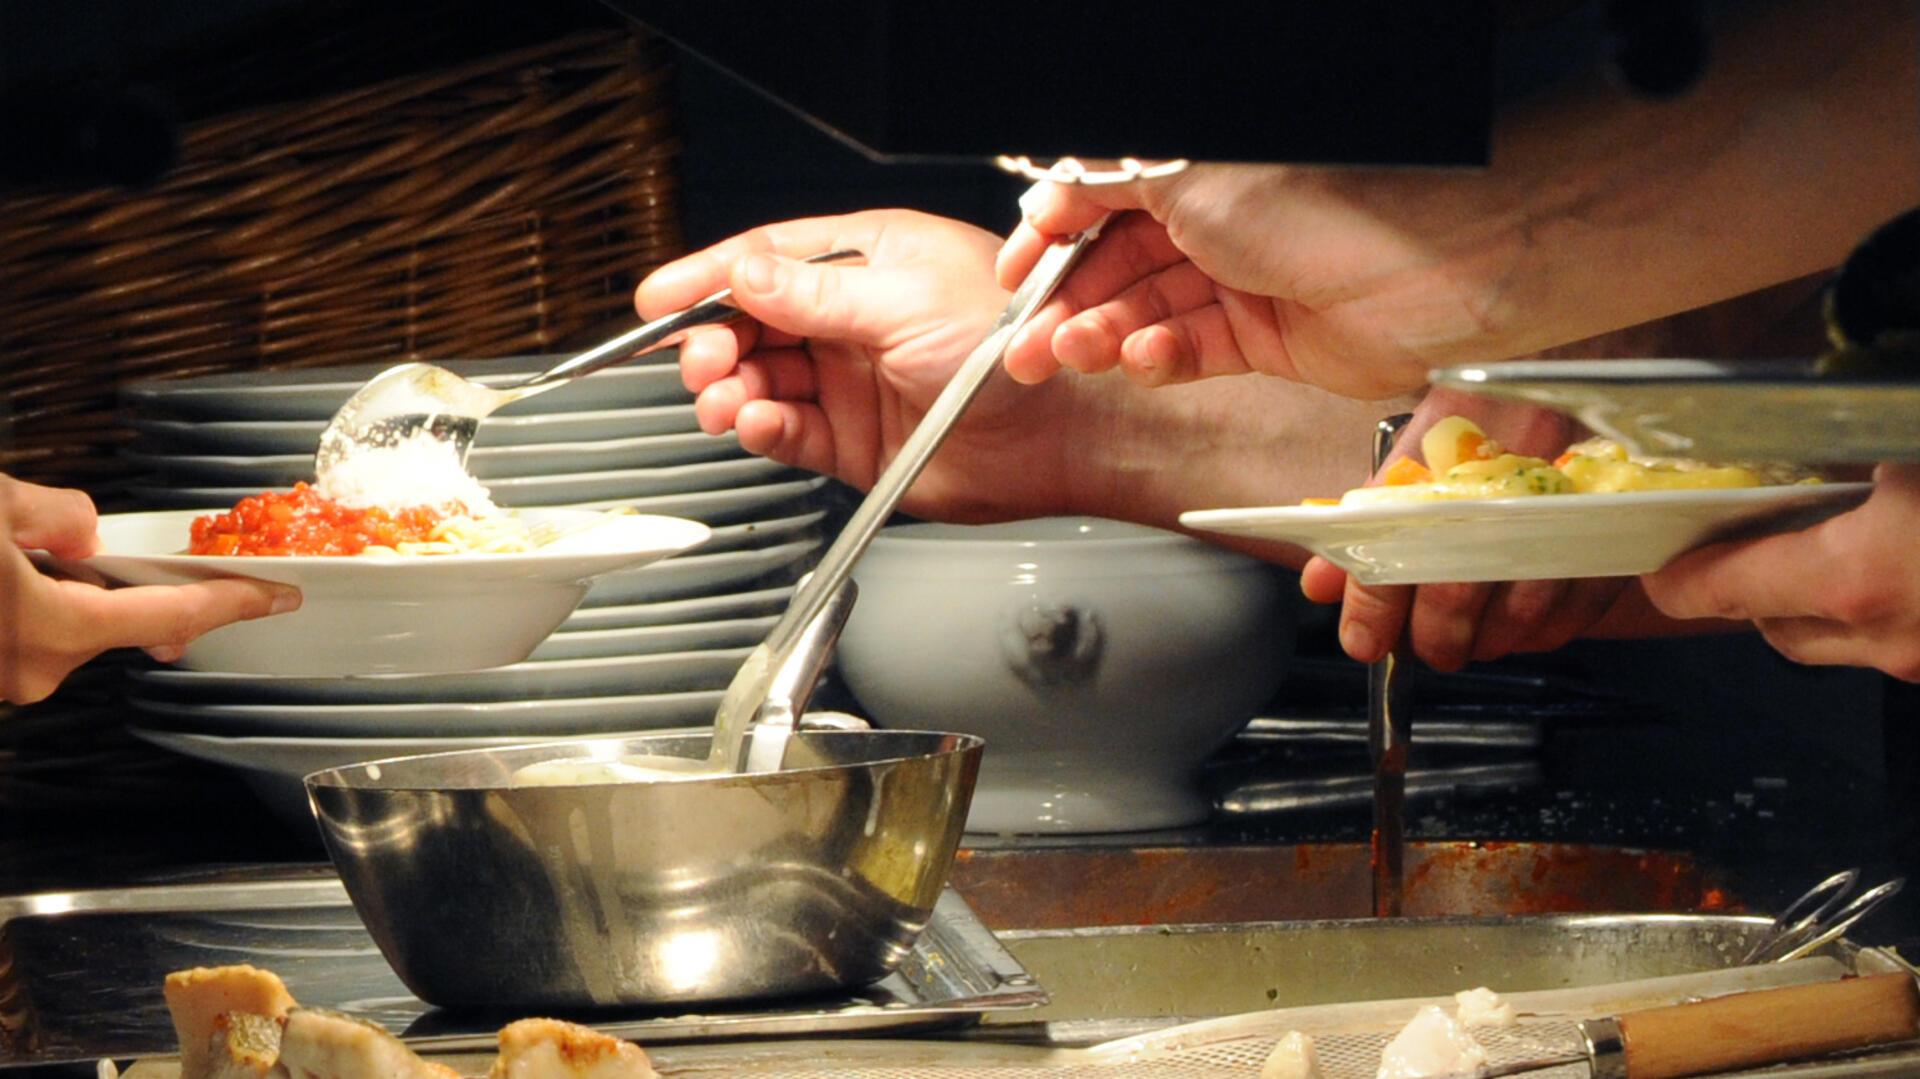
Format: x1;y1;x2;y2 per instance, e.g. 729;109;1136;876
0;29;683;492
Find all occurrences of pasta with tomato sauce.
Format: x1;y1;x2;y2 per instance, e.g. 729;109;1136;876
187;483;536;557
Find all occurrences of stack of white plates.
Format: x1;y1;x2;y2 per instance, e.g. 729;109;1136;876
113;356;827;829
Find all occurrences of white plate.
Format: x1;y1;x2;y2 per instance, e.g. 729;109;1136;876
582;536;820;606
57;509;710;675
126;646;753;703
121;356;691;420
129;726;704;834
128;403;702;455
527;615;777;662
1430;359;1920;463
560;584;796;631
565;475;832;524
124;473;833;524
125;689;724;738
700;509;826;553
122;430;747;483
126;456;794;509
1179;484;1874;585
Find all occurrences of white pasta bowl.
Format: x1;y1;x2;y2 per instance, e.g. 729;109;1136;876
837;518;1296;834
51;508;710;675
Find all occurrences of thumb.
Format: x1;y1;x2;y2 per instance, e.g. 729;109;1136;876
2;478;99;558
65;577;302;655
727;254;920;346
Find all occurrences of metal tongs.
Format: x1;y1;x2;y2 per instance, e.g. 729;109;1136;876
1740;868;1906;964
709;216;1113;772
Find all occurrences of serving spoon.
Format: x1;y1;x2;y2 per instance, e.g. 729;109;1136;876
314;249;863;479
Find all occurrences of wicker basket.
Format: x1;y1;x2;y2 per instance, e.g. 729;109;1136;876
0;29;683;492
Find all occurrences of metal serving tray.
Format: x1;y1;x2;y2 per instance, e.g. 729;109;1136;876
0;870;1045;1067
977;914;1917;1046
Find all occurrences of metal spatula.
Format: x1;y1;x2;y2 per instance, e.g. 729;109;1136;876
313;249;862;479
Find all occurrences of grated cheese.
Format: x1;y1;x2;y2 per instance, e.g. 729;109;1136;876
315;430;500;517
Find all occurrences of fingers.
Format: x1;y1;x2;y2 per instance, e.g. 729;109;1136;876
1302;556;1624;669
1;476;99;558
1756;616;1920;682
1471;577;1631;662
691;350;820;436
1299;557;1348;604
722;253;930;347
733;399;839;476
1642;526;1836;622
996;181;1146;290
62;577;301;656
1402;581;1496;672
1336;579;1414;664
678;325;749;400
1003;213;1190;383
636;215;877;317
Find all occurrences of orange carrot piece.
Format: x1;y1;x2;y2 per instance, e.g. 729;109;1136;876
1380;457;1434;486
1301;497;1341;506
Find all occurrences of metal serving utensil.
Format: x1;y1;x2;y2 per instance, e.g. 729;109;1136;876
1739;868;1907;965
706;217;1112;773
313;249;863;478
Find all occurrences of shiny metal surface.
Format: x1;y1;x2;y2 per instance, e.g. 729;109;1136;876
709;218;1110;752
1369;413;1416;919
1219;761;1541;816
306;729;983;1009
1430;358;1920;463
314;251;861;474
984;915;1907;1039
1741;869;1907;964
0;872;1040;1068
734;578;856;773
1580;1015;1628;1079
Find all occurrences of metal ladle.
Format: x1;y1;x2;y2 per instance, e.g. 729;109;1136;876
313;250;863;479
707;217;1112;772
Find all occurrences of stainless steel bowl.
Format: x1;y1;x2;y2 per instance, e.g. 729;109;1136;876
305;728;982;1009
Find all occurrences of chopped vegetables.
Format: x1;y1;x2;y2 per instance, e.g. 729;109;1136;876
1304;416;1789;506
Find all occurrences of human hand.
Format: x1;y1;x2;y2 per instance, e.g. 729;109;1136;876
636;209;1102;523
1296;391;1632;670
994;168;1523;399
1;476;301;705
1643;463;1920;681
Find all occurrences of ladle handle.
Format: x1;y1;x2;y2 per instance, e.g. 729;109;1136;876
755;220;1111;675
514;250;865;395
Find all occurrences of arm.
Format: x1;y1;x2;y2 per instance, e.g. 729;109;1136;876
1000;0;1919;399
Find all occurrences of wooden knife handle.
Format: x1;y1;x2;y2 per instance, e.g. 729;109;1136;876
1619;972;1920;1079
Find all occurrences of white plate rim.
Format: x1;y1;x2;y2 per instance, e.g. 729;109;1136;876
73;508;711;580
1180;482;1874;532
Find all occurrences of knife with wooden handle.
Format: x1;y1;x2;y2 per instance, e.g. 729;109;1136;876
1478;972;1920;1078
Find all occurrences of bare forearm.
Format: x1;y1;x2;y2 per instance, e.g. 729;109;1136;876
1358;0;1918;365
1056;374;1418;566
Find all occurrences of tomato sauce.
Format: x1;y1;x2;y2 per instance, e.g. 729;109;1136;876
189;483;447;556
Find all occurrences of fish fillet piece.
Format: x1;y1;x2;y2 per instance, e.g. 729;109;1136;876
205;1011;288;1079
1261;1031;1324;1079
489;1019;658;1079
278;1008;461;1079
164;966;297;1079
